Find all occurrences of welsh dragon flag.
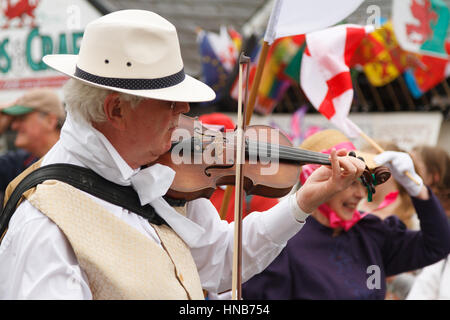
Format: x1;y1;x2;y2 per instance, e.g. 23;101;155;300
392;0;450;57
300;24;373;138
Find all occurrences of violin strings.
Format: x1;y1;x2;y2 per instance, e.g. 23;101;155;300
190;137;333;165
246;141;331;164
247;148;330;164
212;143;330;165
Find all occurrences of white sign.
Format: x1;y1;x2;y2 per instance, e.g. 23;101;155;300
227;112;444;152
0;0;101;101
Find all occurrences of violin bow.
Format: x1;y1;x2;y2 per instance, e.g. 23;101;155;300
231;53;251;300
218;41;271;220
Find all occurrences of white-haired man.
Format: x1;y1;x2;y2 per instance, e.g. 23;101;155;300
0;10;365;299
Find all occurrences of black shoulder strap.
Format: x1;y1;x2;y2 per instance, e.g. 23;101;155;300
0;164;185;237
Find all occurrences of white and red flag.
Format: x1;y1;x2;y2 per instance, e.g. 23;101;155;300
300;24;373;138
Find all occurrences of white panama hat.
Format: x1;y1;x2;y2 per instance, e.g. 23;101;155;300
43;10;216;103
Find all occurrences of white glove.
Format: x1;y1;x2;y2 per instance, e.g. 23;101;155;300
374;151;423;197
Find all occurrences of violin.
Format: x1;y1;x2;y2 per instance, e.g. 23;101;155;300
155;114;391;201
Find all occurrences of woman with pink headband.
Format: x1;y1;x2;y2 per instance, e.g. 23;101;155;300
242;129;450;300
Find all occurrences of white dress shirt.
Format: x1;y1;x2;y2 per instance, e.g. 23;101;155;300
0;112;308;299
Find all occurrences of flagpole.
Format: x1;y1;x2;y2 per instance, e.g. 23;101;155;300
219;41;270;219
219;0;277;219
219;40;271;219
245;40;271;125
244;0;282;125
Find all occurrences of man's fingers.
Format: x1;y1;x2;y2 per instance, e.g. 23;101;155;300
333;148;365;177
329;149;341;178
338;157;357;176
345;156;366;176
331;154;366;178
335;148;348;157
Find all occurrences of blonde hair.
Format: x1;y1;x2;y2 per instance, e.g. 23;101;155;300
63;79;144;123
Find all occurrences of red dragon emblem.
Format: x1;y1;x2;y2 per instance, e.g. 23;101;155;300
1;0;40;29
406;0;438;44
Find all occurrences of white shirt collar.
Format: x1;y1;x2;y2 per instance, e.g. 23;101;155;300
60;112;137;185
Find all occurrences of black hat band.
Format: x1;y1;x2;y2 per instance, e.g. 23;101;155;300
74;66;185;90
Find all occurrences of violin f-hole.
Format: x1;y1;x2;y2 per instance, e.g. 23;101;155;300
204;163;234;177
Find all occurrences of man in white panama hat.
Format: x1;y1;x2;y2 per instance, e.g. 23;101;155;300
0;10;365;299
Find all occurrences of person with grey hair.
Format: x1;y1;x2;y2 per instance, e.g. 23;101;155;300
0;10;365;299
0;88;65;204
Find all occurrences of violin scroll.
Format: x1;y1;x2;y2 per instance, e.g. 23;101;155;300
348;151;391;201
371;166;391;184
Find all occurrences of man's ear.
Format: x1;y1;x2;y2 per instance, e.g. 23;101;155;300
103;92;126;130
45;114;59;131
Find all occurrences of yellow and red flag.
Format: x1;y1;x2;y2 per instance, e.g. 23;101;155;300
351;21;416;86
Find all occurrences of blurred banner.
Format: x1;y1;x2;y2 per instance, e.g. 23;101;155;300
0;0;101;101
